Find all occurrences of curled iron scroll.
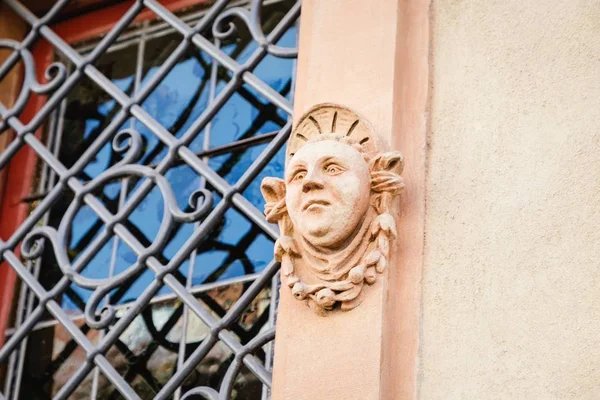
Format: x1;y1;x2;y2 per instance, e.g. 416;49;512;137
180;328;275;400
0;40;66;126
218;327;275;399
22;129;213;329
181;387;219;400
213;0;299;58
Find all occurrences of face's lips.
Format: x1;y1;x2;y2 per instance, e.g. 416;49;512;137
302;199;330;211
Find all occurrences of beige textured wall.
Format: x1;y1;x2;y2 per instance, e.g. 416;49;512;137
421;1;600;399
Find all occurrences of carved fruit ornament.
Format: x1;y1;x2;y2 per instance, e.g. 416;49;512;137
261;104;404;315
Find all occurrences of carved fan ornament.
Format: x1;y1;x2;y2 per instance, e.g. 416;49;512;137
260;104;404;315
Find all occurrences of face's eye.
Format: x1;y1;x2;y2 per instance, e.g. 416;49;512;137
325;164;344;175
292;171;306;181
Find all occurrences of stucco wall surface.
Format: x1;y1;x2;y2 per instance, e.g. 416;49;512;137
421;1;600;399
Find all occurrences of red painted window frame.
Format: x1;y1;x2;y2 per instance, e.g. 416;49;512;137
0;0;209;348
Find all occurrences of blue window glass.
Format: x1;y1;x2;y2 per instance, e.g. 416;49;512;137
43;6;296;312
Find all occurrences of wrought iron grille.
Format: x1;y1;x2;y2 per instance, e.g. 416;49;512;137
0;0;299;398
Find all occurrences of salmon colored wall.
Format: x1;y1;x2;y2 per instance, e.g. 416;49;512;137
420;1;600;398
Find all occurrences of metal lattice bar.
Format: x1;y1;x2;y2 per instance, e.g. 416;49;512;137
6;0;292;354
0;0;299;398
0;1;290;264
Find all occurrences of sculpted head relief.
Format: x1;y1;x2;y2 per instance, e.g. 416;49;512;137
285;138;371;248
261;104;404;315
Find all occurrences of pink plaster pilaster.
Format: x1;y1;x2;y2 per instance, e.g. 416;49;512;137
271;0;430;399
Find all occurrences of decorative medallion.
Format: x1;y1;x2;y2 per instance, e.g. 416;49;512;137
261;104;405;315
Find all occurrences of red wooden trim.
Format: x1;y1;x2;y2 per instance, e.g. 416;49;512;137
0;40;53;348
53;0;211;44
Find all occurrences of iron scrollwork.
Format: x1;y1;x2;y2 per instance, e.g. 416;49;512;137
22;129;214;330
214;0;299;58
0;0;300;398
0;39;67;131
180;329;275;400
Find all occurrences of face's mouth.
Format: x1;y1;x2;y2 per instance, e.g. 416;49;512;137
301;199;331;211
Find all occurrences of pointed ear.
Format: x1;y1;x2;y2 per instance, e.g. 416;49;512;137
370;151;404;174
261;177;286;203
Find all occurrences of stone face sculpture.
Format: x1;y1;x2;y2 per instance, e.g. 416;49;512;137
261;104;404;315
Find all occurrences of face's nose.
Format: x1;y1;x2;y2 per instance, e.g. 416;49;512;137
302;169;325;193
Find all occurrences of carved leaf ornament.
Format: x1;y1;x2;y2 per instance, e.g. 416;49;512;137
261;104;404;315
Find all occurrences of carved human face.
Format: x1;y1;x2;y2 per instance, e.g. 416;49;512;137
285;140;371;248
